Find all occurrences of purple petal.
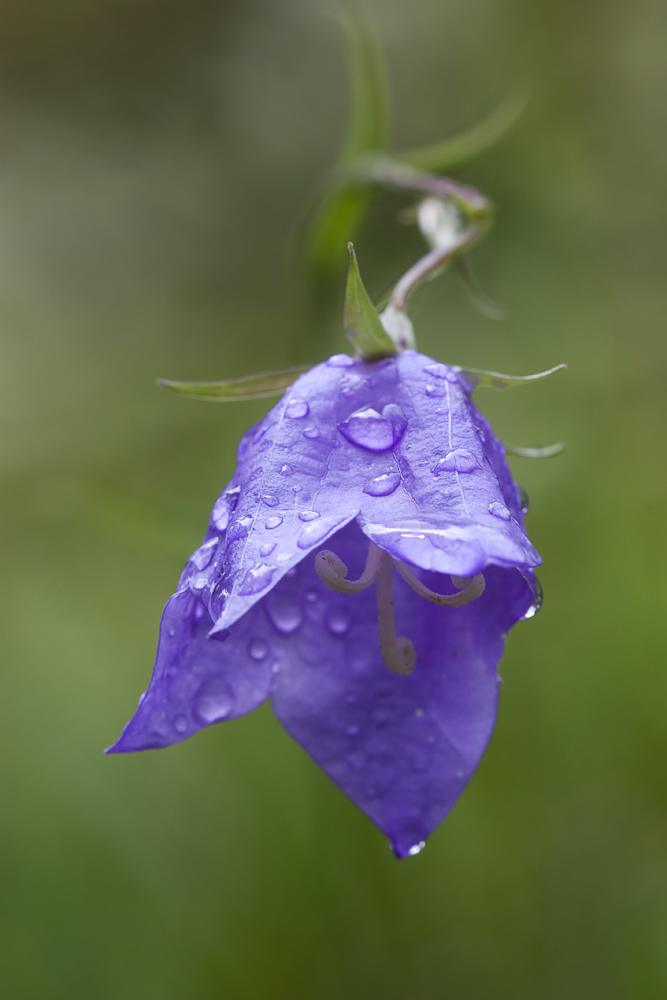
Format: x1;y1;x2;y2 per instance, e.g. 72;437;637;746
270;522;534;857
106;589;276;752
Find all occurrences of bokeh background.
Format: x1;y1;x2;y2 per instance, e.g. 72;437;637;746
0;0;665;996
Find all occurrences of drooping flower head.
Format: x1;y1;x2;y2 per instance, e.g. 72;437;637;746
108;221;563;855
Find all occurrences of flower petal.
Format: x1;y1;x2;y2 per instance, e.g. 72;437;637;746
269;522;534;857
106;590;276;752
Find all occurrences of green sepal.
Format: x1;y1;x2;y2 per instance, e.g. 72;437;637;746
395;89;528;173
344;244;397;358
505;442;566;459
455;363;566;390
157;364;314;402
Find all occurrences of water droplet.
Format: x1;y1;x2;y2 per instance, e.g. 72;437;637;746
305;589;318;602
238;562;275;596
327;353;355;367
407;841;426;856
292;485;302;493
298;510;320;522
266;593;303;635
277;552;291;563
228;517;253;542
286;399;309;419
433;449;479;474
265;515;283;530
297;518;336;549
193;680;236;724
340;373;365;395
338;404;407;452
174;714;188;734
520;487;530;515
303;426;320;439
211;487;240;531
259;542;276;557
248;637;268;660
488;502;511;521
327;607;351;635
190;537;218;570
346;724;360;736
262;494;279;507
280;464;293;476
363;472;401;497
520;577;543;620
424;362;458;382
190;574;209;592
193;604;206;622
425;383;446;398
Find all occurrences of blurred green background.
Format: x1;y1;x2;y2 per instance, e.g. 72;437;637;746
0;0;665;996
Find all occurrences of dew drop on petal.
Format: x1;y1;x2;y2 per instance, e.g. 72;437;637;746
327;354;355;368
363;472;401;497
238;563;275;596
326;607;351;635
259;542;276;557
407;841;426;856
262;494;279;507
193;604;206;622
425;383;446;398
433;449;479;474
280;464;293;477
303;426;320;439
266;593;303;635
296;519;334;549
227;517;253;542
276;552;291;563
286;399;309;419
298;510;320;522
520;487;530;515
338;404;407;452
174;714;188;734
189;574;209;593
520;577;543;620
265;515;283;529
488;502;511;520
193;680;236;724
190;537;218;570
424;362;458;382
248;637;268;660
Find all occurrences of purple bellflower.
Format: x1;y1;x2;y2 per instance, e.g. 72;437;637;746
108;341;553;857
108;148;564;856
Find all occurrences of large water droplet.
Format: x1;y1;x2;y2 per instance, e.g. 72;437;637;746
211;487;240;531
265;515;283;529
190;537;218;570
433;449;479;474
424;362;458;382
363;472;401;497
338;404;407;452
193;680;236;724
327;354;355;368
298;510;320;522
520;577;543;620
259;542;276;557
296;518;335;549
303;426;320;439
238;562;275;596
266;593;303;635
520;487;530;515
340;373;365;396
286;399;309;419
248;637;268;660
228;517;253;542
262;494;279;507
326;607;351;635
407;841;426;856
488;501;511;521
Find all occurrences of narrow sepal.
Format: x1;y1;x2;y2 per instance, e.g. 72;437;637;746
505;442;565;459
344;244;397;358
157;364;314;402
394;89;529;173
455;363;566;391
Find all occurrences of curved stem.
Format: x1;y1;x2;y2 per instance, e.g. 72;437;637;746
394;562;485;606
376;551;416;675
315;542;383;594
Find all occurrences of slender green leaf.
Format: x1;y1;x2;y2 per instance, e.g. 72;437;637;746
344;244;397;357
455;363;566;390
505;442;566;459
395;89;529;173
339;7;390;160
157;364;314;402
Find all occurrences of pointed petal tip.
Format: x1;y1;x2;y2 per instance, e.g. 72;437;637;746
391;837;427;860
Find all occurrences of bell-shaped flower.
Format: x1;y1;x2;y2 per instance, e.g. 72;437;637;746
108;340;551;857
